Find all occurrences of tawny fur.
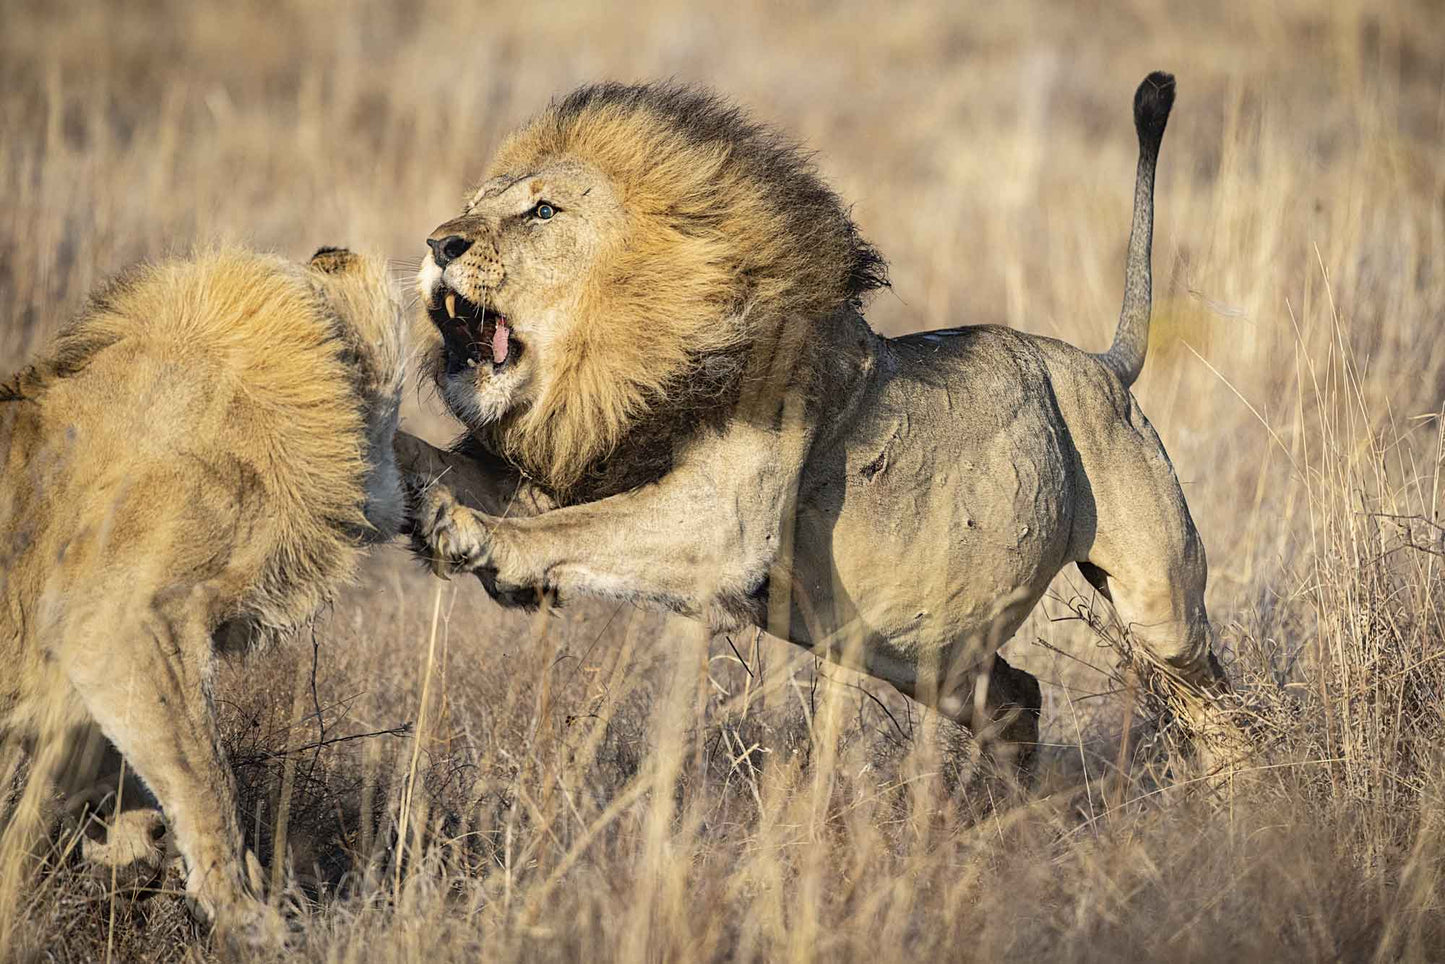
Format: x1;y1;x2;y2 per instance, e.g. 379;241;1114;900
0;247;406;942
403;76;1243;775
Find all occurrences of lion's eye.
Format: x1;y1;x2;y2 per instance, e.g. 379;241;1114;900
532;202;556;220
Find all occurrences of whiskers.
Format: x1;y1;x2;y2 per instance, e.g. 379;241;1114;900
388;258;426;300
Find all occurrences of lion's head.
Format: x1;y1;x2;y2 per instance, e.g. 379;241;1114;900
418;82;887;499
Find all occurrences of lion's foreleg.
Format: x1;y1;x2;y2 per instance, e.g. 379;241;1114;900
55;592;283;944
442;487;769;626
418;435;799;630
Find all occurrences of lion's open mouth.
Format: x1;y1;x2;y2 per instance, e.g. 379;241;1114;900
429;289;520;377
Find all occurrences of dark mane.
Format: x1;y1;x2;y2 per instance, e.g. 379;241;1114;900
549;81;889;313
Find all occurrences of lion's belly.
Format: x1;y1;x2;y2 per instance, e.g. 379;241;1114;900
785;340;1076;671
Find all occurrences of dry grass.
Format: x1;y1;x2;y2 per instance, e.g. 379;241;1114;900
3;0;1444;960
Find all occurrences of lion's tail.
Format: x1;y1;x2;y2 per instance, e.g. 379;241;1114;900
1097;71;1175;389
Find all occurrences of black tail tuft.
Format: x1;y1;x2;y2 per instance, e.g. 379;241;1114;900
1099;71;1176;388
1133;71;1175;148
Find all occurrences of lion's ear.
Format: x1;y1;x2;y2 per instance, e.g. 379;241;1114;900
309;246;357;273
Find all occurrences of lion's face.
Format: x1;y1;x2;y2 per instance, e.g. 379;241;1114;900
418;158;624;428
416;83;886;498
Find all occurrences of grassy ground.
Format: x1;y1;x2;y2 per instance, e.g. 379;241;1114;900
3;0;1444;959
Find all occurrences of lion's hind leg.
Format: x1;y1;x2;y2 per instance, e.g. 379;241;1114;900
889;643;1043;778
945;651;1043;777
1076;437;1245;779
1079;558;1245;781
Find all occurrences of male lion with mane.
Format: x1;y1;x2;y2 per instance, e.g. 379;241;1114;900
401;73;1240;772
0;247;407;942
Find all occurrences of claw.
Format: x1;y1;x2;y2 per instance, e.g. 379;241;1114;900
414;484;494;579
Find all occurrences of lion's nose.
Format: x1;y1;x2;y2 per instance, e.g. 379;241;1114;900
427;235;473;270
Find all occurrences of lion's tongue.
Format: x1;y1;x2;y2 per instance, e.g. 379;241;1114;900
492;319;511;365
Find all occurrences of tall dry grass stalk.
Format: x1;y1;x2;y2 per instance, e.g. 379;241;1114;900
2;0;1443;960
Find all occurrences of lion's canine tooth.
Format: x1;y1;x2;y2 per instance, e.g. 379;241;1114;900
445;292;458;319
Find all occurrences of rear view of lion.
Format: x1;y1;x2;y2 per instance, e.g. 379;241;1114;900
403;74;1240;773
0;247;406;940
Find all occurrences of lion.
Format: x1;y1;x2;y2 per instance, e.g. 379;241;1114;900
400;73;1240;773
0;246;407;941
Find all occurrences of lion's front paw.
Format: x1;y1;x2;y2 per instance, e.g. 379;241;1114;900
412;484;496;577
213;898;295;951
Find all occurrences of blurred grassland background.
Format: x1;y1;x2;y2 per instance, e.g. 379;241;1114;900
3;0;1445;960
